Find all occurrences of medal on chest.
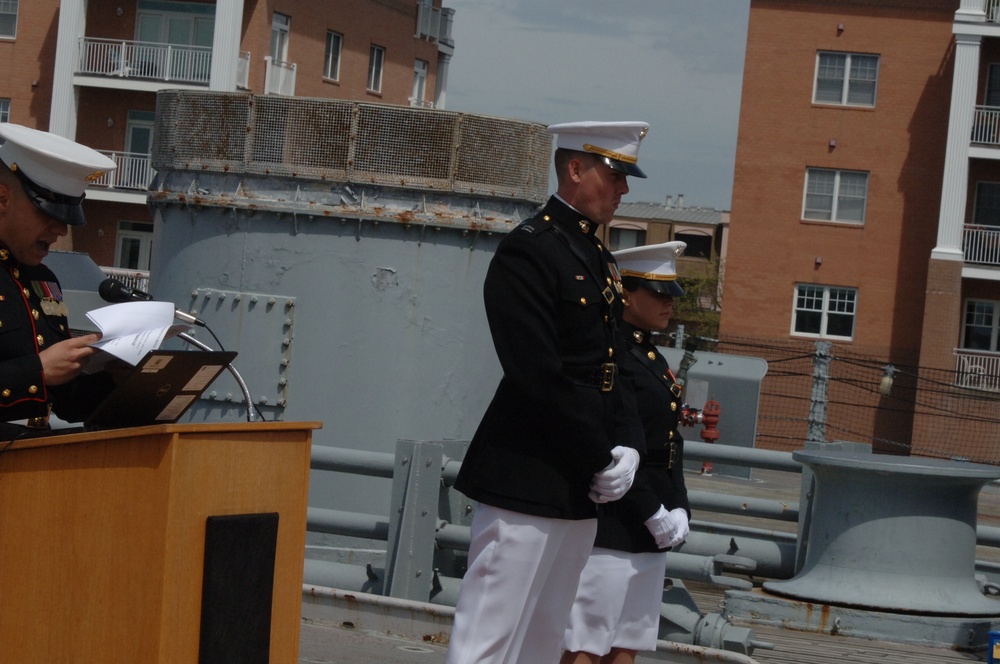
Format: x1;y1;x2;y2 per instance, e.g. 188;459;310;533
608;261;623;296
33;281;69;317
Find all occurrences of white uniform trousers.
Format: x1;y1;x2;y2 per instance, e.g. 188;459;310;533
445;504;598;664
562;547;669;655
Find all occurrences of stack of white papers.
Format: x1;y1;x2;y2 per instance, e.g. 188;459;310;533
85;301;192;368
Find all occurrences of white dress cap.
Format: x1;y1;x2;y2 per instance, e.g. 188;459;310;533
546;121;650;178
613;240;687;296
0;124;116;225
0;123;116;198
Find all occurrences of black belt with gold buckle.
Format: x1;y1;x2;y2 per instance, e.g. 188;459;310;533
566;362;617;392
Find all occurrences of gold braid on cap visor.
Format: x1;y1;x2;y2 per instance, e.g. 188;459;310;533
582;143;639;165
619;269;678;282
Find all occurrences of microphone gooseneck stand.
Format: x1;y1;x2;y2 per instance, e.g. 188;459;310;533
177;332;257;422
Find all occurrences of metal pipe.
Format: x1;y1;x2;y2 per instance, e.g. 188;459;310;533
688;490;799;522
684;440;802;473
978;523;1000;547
310;445;395;477
307;507;390;541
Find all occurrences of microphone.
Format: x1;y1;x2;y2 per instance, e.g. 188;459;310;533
98;277;152;303
98;277;206;327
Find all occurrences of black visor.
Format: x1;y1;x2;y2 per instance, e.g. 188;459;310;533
623;274;684;297
598;155;647;179
9;161;86;226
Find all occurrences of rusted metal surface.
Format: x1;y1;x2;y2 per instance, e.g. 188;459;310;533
153;91;552;205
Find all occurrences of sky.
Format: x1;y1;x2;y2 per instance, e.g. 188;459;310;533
442;0;751;211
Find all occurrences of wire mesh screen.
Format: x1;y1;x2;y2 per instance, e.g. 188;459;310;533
153;91;551;203
713;335;1000;465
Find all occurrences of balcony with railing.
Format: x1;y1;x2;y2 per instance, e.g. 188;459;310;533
416;3;454;47
264;56;296;96
90;151;155;192
989;0;1000;22
99;266;150;294
77;38;251;89
955;348;1000;391
972;105;1000;146
963;224;1000;266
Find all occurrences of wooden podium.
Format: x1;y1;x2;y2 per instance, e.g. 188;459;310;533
0;421;319;663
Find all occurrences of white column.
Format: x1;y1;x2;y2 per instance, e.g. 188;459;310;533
209;0;245;91
433;7;455;109
49;0;87;139
434;52;451;110
934;32;982;261
957;0;986;22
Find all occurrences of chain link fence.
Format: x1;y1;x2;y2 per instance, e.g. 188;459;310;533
703;335;1000;465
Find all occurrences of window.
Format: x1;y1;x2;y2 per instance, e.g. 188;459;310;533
0;98;9;123
135;2;214;79
987;64;1000;107
793;284;857;340
271;12;290;61
0;0;17;39
814;52;879;107
674;231;712;259
608;227;646;252
973;182;1000;227
115;221;154;271
803;168;868;223
411;59;428;106
368;44;385;93
122;110;155;190
963;300;1000;351
324;31;342;81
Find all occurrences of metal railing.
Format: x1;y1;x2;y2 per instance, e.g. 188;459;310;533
264;56;296;96
99;266;149;292
964;224;1000;266
92;151;155;191
77;37;212;84
989;0;1000;22
972;106;1000;146
415;3;439;40
955;348;1000;392
303;437;1000;657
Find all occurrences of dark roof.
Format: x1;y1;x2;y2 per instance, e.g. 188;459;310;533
615;201;725;226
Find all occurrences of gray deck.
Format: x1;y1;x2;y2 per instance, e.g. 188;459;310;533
296;596;989;663
297;466;998;663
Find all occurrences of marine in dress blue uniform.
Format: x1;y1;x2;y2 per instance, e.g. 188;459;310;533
0;124;118;434
447;121;652;664
563;241;693;664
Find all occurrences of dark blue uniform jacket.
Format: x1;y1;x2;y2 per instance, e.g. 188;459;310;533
594;322;691;552
0;242;114;425
455;196;644;520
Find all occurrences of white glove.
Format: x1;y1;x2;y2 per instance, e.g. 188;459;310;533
644;505;690;549
589;446;640;503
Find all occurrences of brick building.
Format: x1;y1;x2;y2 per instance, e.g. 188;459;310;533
720;0;1000;455
0;0;454;279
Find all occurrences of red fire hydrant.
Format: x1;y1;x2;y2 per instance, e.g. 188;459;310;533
698;400;721;475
